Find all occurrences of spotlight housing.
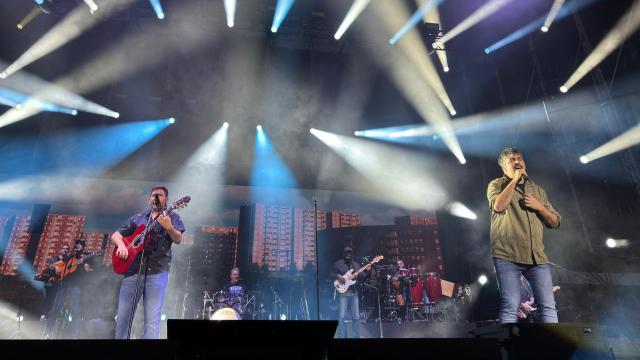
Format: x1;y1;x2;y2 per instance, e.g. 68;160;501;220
223;122;229;128
559;85;568;93
606;238;616;248
579;155;589;164
257;125;263;130
541;26;549;32
169;117;175;124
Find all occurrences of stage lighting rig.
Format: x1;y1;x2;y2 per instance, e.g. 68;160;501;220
419;22;445;54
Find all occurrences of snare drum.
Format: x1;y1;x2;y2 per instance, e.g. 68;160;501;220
424;272;442;304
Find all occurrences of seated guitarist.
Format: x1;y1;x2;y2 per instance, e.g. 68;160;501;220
112;185;185;339
332;245;371;339
43;239;92;339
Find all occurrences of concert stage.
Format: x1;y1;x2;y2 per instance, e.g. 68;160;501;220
2;320;639;359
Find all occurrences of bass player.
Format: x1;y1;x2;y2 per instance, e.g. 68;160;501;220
332;245;371;339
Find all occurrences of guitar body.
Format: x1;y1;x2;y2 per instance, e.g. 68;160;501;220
112;224;147;275
334;270;357;294
37;250;104;283
111;196;191;275
51;258;81;282
333;255;384;293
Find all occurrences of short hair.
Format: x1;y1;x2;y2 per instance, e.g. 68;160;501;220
74;239;86;247
150;185;169;197
498;147;522;169
230;267;240;274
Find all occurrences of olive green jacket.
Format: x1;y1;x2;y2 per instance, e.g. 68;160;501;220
487;176;561;264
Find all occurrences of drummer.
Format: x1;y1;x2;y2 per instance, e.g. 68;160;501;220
395;259;407;278
221;267;247;307
392;259;412;320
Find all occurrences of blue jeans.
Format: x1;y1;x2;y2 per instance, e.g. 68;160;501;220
337;292;360;338
115;272;169;339
493;258;558;324
44;285;81;339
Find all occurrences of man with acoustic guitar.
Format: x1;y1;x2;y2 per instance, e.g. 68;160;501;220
112;185;185;339
42;239;93;339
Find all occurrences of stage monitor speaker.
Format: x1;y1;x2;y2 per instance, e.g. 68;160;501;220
167;319;338;360
472;322;613;360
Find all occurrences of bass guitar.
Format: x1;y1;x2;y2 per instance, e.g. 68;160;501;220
334;255;383;294
112;196;191;274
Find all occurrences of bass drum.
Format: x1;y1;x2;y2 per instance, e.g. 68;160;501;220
210;307;241;320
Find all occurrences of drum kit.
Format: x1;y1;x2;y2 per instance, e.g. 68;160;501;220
202;290;255;320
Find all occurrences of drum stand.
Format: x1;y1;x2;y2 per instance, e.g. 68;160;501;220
201;291;215;320
270;287;285;320
241;295;256;320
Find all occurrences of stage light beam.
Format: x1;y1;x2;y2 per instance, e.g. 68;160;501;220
334;0;370;40
560;0;640;92
580;122;640;163
311;128;448;210
83;0;98;13
224;0;236;28
438;0;513;46
17;7;42;30
389;0;442;45
149;0;165;19
485;0;601;54
271;0;296;33
0;0;136;79
542;0;566;33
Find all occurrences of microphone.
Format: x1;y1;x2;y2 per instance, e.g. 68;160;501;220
154;193;160;207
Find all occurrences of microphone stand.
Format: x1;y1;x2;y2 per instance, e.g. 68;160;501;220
313;196;320;320
125;205;157;339
363;282;383;338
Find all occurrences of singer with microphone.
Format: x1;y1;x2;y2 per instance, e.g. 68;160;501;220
111;185;185;339
487;147;560;324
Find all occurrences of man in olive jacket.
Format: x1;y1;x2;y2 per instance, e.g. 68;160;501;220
487;147;561;323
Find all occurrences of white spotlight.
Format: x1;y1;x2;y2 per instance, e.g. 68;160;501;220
71;110;78;116
0;71;7;79
541;26;549;33
559;86;568;93
271;26;277;33
223;121;229;128
114;112;120;119
257;125;263;130
579;155;589;164
478;274;489;286
450;110;457;116
160;314;167;321
443;66;450;73
606;238;616;248
478;274;488;286
169;117;175;124
447;201;476;219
